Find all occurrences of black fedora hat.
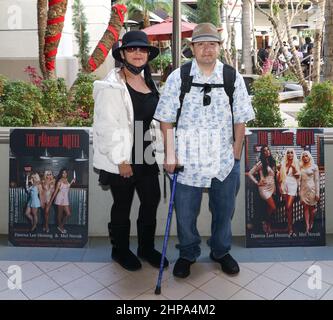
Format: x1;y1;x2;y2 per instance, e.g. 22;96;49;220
112;30;159;62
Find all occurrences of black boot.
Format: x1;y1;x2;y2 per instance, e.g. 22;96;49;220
137;222;169;269
108;222;114;245
109;223;141;271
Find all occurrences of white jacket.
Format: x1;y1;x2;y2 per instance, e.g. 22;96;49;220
93;68;134;174
92;68;163;174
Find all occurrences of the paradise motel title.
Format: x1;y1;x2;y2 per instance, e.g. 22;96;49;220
256;130;315;147
25;132;80;149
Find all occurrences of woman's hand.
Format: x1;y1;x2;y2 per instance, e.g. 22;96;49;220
315;195;320;202
290;164;299;176
118;162;133;178
257;179;266;187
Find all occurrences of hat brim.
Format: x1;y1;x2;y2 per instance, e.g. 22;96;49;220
112;42;159;62
191;36;222;43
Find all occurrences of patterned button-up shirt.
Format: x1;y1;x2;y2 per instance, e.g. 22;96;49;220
154;59;255;187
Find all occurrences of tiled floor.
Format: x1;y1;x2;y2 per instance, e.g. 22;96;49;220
0;235;333;300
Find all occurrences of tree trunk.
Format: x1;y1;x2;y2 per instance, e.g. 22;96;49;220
231;22;237;68
143;9;150;28
242;0;253;73
251;1;258;71
255;2;296;75
44;0;68;79
37;0;48;79
323;0;333;81
312;0;326;83
224;4;233;65
83;4;127;73
281;0;310;96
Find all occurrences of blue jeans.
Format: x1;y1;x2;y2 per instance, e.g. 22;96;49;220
174;160;240;261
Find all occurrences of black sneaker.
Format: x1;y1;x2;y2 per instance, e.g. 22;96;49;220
173;258;195;278
210;253;240;275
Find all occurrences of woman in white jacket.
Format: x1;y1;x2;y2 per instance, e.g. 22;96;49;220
93;30;168;271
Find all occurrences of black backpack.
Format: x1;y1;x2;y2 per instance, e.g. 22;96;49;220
176;61;237;141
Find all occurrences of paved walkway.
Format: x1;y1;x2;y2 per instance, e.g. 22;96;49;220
1;236;333;300
279;103;305;127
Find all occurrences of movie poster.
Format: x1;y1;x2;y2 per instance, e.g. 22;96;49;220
245;128;325;247
9;129;89;248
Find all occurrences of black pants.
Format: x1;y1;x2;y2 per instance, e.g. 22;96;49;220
109;174;161;227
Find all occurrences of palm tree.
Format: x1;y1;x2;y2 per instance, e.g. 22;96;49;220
83;4;127;73
44;0;68;79
311;0;326;83
37;0;48;79
125;0;172;28
242;0;253;73
323;0;333;81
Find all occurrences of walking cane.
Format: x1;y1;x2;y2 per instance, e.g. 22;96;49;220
155;166;183;295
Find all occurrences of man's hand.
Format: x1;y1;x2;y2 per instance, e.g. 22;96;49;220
164;154;178;173
118;162;133;178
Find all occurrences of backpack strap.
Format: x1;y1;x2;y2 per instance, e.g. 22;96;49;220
177;61;237;142
176;61;193;129
223;64;237;142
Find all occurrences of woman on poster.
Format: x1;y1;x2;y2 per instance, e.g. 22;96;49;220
299;151;320;233
40;170;55;233
278;148;300;236
25;172;42;232
248;145;277;233
48;168;75;234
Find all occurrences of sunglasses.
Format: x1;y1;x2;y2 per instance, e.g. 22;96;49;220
124;47;149;53
201;84;212;106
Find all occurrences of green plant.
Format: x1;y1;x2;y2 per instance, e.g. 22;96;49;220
72;0;90;69
150;54;172;73
247;74;284;127
24;66;43;87
297;81;333;127
66;73;95;126
0;74;8;98
197;0;220;27
66;107;93;127
0;81;48;127
279;71;298;83
41;78;69;122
